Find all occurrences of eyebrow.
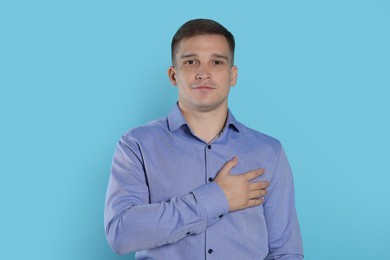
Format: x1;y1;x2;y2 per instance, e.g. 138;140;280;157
179;53;230;62
179;53;198;60
211;54;229;61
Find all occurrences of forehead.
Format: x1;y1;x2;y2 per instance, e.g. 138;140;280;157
175;34;231;56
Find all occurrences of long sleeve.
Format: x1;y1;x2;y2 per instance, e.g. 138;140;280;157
104;135;229;255
264;147;304;259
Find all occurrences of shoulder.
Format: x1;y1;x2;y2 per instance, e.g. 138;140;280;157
122;117;169;143
236;121;282;156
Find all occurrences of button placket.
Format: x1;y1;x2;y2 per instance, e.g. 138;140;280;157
205;143;218;258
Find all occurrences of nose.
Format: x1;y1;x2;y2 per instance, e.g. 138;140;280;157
195;65;211;80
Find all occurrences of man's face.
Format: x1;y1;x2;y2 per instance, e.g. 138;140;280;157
168;34;237;113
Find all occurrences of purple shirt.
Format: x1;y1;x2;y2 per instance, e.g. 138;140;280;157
105;104;303;259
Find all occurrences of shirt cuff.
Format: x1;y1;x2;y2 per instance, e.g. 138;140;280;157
192;182;229;226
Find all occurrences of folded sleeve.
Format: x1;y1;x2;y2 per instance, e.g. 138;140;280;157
104;134;228;255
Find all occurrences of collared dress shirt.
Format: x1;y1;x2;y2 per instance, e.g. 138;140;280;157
105;104;303;259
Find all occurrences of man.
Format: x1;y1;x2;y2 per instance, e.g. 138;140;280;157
105;19;303;259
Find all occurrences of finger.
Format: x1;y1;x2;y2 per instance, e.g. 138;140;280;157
249;181;270;191
247;197;264;207
245;168;265;181
249;189;267;200
218;156;238;176
229;156;238;167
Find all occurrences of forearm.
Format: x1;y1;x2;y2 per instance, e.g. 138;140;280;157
105;182;228;255
105;193;205;254
105;135;229;254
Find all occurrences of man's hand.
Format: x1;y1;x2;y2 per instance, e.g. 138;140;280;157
214;156;269;212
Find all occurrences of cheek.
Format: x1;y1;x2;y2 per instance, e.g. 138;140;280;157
177;70;196;84
175;75;188;86
217;71;233;85
175;75;192;90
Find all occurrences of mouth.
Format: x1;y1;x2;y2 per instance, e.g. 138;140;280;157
192;84;216;90
193;86;214;90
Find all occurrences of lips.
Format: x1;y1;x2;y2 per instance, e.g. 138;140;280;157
192;83;216;90
193;86;215;90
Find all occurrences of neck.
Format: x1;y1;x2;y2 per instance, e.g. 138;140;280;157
179;104;228;144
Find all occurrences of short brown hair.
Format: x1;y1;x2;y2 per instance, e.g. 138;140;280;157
171;19;235;65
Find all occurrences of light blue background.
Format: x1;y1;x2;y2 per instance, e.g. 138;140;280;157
1;1;389;259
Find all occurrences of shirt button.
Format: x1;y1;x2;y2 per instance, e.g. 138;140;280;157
208;249;213;254
208;177;214;182
207;144;212;149
186;231;190;235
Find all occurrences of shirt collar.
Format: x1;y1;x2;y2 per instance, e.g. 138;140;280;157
167;103;241;133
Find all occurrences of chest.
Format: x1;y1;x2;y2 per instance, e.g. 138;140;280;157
141;134;273;203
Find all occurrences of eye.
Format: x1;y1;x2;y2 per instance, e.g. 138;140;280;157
213;60;224;65
184;60;197;65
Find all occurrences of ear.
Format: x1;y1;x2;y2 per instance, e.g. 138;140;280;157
168;66;177;86
230;66;238;86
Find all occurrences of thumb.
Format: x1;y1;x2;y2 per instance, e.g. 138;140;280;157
217;156;238;177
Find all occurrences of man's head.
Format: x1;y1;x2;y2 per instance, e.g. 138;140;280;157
171;19;235;66
168;19;238;114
